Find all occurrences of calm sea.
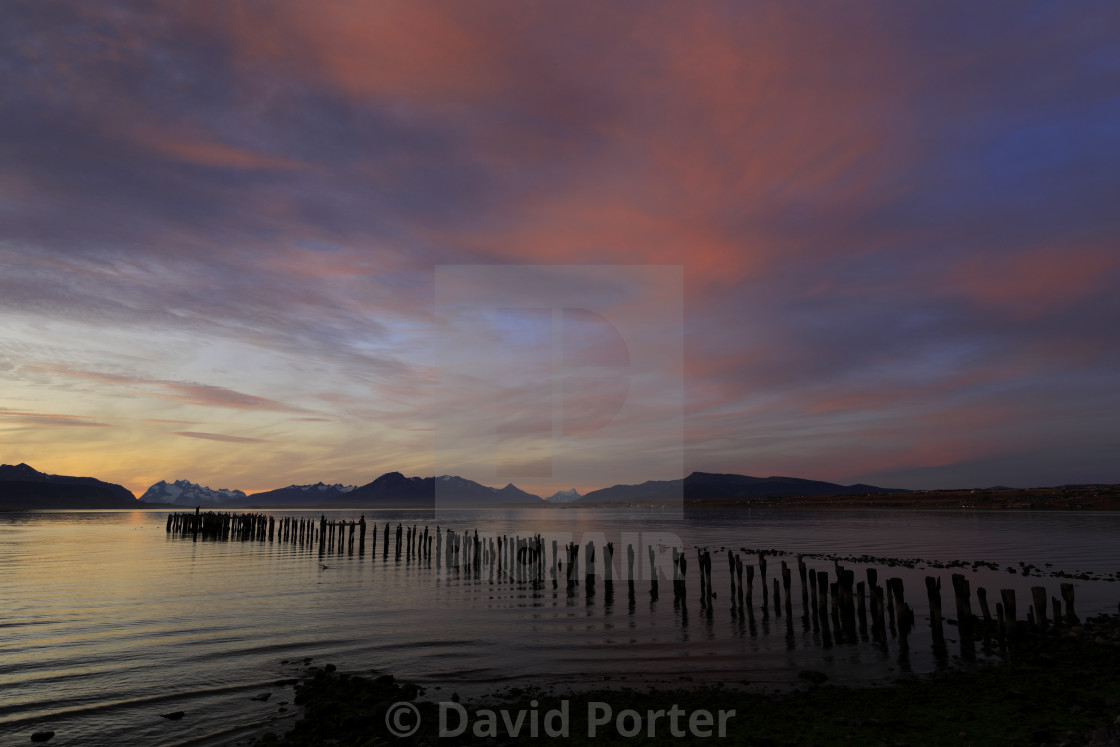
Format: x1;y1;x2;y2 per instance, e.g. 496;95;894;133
2;508;1119;745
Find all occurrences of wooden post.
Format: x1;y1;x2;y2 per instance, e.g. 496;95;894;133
925;576;944;644
816;570;830;633
1060;583;1078;624
838;569;856;641
697;549;707;604
758;551;768;608
626;544;634;594
1000;588;1016;624
885;577;896;634
672;553;680;604
808;568;818;627
871;585;886;645
1031;586;1049;630
976;587;992;642
887;579;909;639
797;555;809;615
952;574;975;660
856;581;868;639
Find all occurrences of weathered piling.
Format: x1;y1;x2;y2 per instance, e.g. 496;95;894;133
586;541;596;596
1031;586;1049;630
698;549;708;604
976;587;992;630
735;556;744;609
626;544;635;594
728;551;737;601
759;551;768;608
808;568;818;628
856;581;868;639
1060;583;1078;624
838;569;857;641
871;584;886;645
887;578;912;647
952;573;975;659
925;576;944;644
797;557;806;618
1000;588;1017;638
816;570;831;638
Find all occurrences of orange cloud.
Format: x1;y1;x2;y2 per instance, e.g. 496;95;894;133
221;2;507;104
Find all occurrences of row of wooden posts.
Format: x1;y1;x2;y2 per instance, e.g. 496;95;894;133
167;511;1084;658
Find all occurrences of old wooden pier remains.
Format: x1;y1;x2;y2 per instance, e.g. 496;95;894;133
167;510;1095;663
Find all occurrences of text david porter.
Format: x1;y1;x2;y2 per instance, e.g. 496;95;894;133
440;700;736;738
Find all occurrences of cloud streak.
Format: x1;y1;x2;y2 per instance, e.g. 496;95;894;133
28;365;310;413
0;409;111;427
175;431;269;445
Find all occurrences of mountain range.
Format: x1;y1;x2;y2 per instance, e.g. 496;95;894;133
578;471;900;503
0;463;138;510
2;462;905;510
140;479;248;506
545;488;582;503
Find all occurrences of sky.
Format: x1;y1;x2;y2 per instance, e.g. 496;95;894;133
1;1;1118;497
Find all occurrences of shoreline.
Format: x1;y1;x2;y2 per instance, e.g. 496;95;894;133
237;614;1120;746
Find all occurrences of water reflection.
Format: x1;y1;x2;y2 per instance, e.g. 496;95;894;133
2;507;1120;747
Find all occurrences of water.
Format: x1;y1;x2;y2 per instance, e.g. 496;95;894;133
2;508;1119;745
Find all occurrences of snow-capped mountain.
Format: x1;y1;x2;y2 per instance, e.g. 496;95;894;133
140;479;247;506
545;488;582;503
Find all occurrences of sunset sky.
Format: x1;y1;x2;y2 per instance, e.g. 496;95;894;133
2;2;1118;497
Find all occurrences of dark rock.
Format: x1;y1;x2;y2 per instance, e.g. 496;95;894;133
160;711;185;720
251;693;271;701
798;670;829;685
30;732;55;743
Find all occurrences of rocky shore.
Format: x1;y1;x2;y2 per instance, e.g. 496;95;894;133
244;614;1120;747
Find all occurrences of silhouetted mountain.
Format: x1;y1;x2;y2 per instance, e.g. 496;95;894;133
333;472;542;507
578;471;903;503
0;463;137;510
140;479;247;506
243;482;358;507
493;483;544;503
579;477;683;503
